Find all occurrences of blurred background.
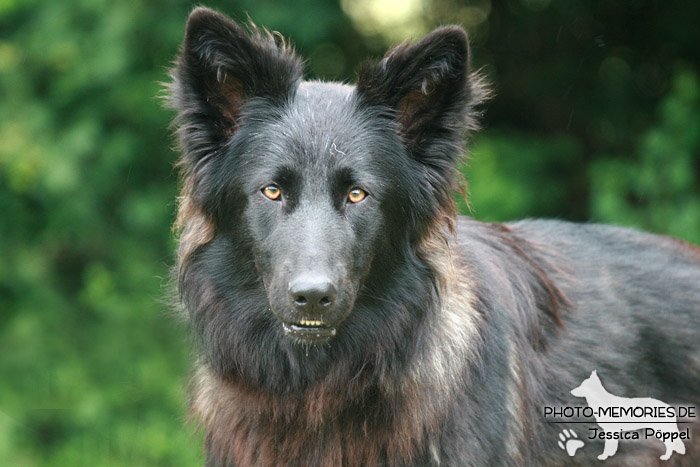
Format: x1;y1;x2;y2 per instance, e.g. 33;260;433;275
1;0;699;465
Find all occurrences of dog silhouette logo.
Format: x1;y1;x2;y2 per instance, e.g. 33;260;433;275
570;370;686;461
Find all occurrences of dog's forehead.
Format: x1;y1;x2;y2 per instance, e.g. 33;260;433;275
280;81;369;157
294;80;355;112
247;80;394;180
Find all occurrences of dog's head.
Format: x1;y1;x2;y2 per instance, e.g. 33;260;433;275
167;7;483;385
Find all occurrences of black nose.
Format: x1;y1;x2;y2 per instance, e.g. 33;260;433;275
289;275;337;311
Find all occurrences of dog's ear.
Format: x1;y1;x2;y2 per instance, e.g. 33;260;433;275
357;26;482;151
167;7;303;164
357;27;485;226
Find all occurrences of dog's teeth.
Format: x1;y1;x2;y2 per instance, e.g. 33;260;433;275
299;319;322;326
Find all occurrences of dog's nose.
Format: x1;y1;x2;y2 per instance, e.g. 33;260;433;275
289;275;337;312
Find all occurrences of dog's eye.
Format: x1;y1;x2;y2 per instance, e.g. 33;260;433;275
347;188;367;204
262;185;281;200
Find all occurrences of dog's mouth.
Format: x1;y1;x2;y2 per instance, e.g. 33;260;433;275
282;319;337;343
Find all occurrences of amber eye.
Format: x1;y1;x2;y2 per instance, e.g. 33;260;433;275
262;185;281;200
347;188;367;204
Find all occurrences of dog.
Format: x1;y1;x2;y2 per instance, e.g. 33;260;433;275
166;7;700;466
572;370;687;461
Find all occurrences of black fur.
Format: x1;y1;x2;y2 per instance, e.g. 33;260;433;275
166;7;700;466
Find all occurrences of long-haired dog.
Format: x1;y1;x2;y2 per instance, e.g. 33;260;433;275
166;7;700;465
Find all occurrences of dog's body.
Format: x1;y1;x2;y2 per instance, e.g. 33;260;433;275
167;8;700;466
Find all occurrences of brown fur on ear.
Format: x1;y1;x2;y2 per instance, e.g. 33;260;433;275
203;72;246;137
396;89;434;137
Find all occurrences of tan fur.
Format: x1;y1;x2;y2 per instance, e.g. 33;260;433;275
175;190;215;274
502;337;529;463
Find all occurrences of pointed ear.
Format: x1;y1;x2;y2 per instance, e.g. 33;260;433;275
357;27;486;229
357;26;483;151
167;8;303;164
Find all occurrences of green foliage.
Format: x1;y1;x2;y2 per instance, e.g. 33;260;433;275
0;0;699;465
0;1;201;463
590;70;700;244
463;131;584;221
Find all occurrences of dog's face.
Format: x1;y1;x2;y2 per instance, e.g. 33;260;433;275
237;82;395;343
169;8;482;382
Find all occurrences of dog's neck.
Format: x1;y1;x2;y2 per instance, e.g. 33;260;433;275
191;363;439;465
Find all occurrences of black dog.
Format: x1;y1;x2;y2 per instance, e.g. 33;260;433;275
167;7;700;465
